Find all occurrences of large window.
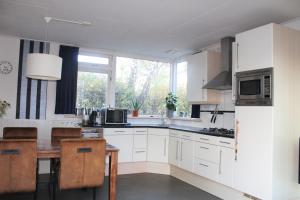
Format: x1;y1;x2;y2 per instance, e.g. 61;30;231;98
115;57;170;115
76;53;111;109
176;61;190;116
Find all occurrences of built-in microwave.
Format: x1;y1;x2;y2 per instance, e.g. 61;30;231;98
100;108;128;125
236;68;273;106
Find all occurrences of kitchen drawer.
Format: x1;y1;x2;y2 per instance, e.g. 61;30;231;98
195;142;219;164
134;134;147;149
218;138;234;149
148;128;169;136
194;158;219;181
169;130;181;138
134;128;148;135
194;134;218;145
133;149;147;162
104;128;133;135
179;131;194;140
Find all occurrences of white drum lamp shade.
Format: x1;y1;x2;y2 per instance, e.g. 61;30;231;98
26;53;63;80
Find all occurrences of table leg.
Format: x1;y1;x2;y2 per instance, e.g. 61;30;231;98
109;152;118;200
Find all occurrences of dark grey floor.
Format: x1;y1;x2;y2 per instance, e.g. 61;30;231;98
0;173;221;200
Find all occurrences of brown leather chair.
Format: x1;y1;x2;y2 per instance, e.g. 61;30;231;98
51;127;82;145
3;127;38;139
0;139;38;199
52;138;106;200
50;127;82;179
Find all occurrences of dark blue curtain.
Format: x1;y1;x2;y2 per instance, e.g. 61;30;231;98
55;45;79;114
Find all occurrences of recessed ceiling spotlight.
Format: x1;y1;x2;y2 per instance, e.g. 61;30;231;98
44;16;92;26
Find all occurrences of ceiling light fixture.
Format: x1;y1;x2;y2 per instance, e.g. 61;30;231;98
26;17;62;80
44;16;92;26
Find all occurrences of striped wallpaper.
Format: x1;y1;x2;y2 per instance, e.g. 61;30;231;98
16;39;50;120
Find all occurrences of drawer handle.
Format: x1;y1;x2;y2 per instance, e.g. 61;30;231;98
135;150;146;153
114;131;125;133
200;146;209;150
182;135;191;138
136;131;147;133
199;163;208;167
219;141;231;145
200;138;209;141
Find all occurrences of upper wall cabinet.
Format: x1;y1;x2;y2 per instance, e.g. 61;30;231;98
234;24;274;72
186;50;221;104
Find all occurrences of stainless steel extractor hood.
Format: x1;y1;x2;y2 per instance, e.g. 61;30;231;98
202;37;235;90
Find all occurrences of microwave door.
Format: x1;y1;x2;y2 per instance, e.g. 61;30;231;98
106;110;124;124
239;76;263;100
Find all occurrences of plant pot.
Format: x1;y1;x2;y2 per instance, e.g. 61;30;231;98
167;110;175;118
132;110;139;117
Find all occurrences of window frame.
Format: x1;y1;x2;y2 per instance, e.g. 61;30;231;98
77;50;114;108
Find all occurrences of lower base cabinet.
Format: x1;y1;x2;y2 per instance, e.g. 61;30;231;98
147;129;169;163
218;147;234;187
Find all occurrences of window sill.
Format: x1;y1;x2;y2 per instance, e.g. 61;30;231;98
128;115;167;119
170;117;202;122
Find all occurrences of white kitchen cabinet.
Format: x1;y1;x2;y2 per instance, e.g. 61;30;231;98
194;142;219;164
168;135;180;166
169;130;194;172
218;147;234;187
194;158;219;181
235;23;274;72
186;50;221;104
147;129;169;163
133;128;148;162
234;107;273;199
179;138;194;172
104;128;134;163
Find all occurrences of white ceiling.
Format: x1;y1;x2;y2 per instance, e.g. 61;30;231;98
0;0;300;59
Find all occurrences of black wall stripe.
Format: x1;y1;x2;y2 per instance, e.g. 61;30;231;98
26;41;34;119
16;40;24;119
35;42;44;119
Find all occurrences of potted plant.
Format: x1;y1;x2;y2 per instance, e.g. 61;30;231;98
131;99;142;117
165;93;177;118
0;100;10;118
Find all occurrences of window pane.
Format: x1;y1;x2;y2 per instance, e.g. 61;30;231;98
176;61;190;116
76;72;108;108
78;55;109;65
115;57;170;115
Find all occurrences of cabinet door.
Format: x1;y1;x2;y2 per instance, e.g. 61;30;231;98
236;24;274;72
179;139;194;172
234;107;273;199
219;147;234;187
168;136;180;166
104;135;133;163
133;135;147;149
147;134;168;163
186;52;206;102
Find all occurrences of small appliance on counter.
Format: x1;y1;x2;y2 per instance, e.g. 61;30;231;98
80;108;102;127
100;108;128;125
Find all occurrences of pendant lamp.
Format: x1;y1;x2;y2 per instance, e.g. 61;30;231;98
26;17;62;80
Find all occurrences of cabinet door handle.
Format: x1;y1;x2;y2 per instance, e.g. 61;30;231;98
219;141;231;145
219;149;222;175
181;141;183;161
202;79;205;98
135;150;146;153
164;137;167;156
200;138;209;141
176;141;179;160
235;120;239;161
199;163;208;168
236;42;239;70
200;146;209;150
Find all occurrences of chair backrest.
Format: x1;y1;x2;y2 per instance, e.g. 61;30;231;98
59;138;106;190
51;127;82;145
3;127;37;139
0;139;37;194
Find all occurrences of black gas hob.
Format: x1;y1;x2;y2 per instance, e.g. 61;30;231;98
199;128;235;137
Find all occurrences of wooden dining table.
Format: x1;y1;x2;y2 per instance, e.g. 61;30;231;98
37;139;119;200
